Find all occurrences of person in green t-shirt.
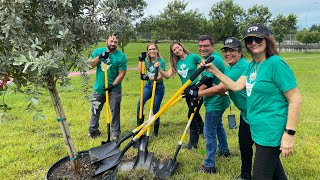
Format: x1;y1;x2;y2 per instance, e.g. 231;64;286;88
136;42;166;137
186;37;252;179
155;41;204;150
87;33;127;140
204;23;302;179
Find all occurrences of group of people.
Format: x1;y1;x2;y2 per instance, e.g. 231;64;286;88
86;23;302;180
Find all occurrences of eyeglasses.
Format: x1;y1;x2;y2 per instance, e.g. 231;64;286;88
147;48;157;51
222;48;238;53
245;37;264;45
198;44;211;48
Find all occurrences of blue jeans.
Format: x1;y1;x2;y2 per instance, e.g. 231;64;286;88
136;82;165;125
204;110;229;167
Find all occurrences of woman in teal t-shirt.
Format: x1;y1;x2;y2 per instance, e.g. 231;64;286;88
204;24;302;179
136;43;166;136
155;41;204;149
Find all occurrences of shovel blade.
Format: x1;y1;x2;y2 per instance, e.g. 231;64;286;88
133;150;154;170
89;140;118;163
94;152;121;176
156;158;180;180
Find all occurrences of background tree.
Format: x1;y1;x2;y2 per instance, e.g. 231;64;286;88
0;0;130;171
156;0;205;41
240;5;272;35
135;16;159;40
310;24;320;32
297;29;320;50
208;0;245;42
99;0;147;52
270;14;298;49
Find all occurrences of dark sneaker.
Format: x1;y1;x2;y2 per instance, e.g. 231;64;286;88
218;149;230;157
182;142;197;149
235;175;252;180
88;130;101;138
198;164;217;174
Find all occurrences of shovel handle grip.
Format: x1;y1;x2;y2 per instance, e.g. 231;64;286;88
189;56;214;81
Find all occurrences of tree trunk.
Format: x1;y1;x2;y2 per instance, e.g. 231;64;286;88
46;75;80;171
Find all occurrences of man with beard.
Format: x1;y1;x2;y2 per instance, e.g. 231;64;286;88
87;33;127;140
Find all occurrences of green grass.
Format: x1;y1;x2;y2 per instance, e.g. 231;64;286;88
1;43;320;179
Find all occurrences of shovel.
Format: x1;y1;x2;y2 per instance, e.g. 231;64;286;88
133;67;158;169
156;103;200;179
90;95;184;164
93;57;214;176
137;55;146;126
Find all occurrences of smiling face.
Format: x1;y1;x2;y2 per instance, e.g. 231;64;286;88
198;40;214;58
147;44;159;59
171;43;184;57
222;48;241;66
106;35;118;52
245;36;267;57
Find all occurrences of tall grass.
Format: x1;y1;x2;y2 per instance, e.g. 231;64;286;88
0;42;319;179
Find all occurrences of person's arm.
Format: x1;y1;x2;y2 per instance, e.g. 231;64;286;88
205;62;246;91
113;70;126;86
87;56;100;68
280;87;302;157
198;82;229;97
155;62;173;79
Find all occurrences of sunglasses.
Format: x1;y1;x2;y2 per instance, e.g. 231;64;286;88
245;37;264;44
222;48;238;53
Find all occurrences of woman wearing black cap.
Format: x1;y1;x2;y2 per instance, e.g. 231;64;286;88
187;37;253;179
202;23;302;179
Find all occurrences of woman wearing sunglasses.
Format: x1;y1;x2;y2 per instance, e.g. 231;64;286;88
203;23;302;179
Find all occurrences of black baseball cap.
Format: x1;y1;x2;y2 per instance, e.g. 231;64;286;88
221;37;242;50
243;23;271;39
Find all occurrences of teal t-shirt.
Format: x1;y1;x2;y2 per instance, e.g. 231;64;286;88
243;55;297;147
144;57;166;83
201;52;230;112
91;47;127;94
176;53;202;86
224;58;249;122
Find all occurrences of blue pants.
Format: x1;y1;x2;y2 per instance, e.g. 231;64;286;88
203;110;229;167
136;82;165;125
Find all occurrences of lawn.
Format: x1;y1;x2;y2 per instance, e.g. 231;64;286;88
0;42;320;180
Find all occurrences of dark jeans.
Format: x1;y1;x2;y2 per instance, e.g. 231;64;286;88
136;82;165;124
238;115;254;179
185;97;203;133
253;144;288;180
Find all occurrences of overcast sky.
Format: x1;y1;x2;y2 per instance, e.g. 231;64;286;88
143;0;320;29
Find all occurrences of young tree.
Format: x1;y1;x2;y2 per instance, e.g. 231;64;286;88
0;0;130;171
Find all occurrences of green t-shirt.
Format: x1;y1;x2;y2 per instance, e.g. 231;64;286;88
243;55;297;147
91;47;127;94
201;52;230;112
176;53;202;86
224;58;249;122
144;57;166;83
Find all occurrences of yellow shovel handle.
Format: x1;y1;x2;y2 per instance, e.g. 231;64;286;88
104;63;111;124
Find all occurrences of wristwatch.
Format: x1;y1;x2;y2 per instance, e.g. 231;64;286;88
284;129;296;135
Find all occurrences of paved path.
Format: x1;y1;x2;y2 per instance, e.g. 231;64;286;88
68;67;138;77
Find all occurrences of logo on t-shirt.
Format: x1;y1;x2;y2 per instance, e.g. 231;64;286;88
100;57;112;71
177;63;189;78
246;81;254;97
147;66;155;78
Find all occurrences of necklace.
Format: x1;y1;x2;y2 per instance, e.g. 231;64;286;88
249;60;264;81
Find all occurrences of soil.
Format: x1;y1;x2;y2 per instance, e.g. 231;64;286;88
47;153;115;180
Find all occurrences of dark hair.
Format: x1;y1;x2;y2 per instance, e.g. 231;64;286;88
169;41;191;72
198;35;215;45
245;35;278;59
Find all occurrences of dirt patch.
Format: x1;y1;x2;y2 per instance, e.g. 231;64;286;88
47;153;115;180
